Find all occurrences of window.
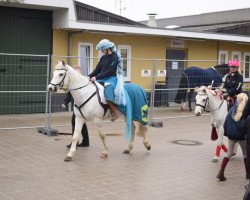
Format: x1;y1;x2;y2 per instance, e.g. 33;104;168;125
218;51;228;65
118;45;131;82
244;52;250;82
232;51;241;62
78;43;93;76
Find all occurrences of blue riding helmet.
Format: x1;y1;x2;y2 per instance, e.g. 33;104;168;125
96;39;114;51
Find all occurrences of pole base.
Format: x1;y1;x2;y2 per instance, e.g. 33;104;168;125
37;127;58;137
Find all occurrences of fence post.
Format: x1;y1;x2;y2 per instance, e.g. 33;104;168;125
149;58;163;127
37;54;58;136
149;58;156;124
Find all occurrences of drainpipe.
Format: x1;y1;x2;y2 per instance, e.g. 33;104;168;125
68;31;83;65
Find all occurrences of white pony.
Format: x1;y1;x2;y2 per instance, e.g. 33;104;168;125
194;86;228;163
47;61;151;162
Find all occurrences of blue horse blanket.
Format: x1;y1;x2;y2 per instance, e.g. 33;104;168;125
118;83;148;125
105;82;148;140
184;67;222;88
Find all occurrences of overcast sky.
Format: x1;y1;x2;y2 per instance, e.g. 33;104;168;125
79;0;250;21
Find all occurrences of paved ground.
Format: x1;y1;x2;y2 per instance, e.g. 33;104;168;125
0;113;248;200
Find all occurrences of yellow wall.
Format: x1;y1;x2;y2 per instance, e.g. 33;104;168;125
52;29;250;89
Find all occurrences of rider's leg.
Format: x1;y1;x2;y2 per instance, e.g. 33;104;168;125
238;140;248;179
107;100;118;121
104;84;117;121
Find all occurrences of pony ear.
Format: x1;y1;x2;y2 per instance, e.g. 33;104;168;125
194;87;199;92
62;60;66;66
57;60;60;64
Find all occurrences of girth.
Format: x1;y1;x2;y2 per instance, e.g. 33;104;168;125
74;81;109;119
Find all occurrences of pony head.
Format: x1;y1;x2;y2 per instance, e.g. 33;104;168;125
194;86;208;116
47;60;69;92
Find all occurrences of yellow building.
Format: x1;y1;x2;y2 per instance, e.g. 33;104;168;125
50;1;250;90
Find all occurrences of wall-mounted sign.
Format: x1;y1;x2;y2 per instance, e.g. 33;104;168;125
170;39;184;48
141;69;151;77
158;70;166;77
172;62;178;69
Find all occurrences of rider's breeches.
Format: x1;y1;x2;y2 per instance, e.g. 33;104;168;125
226;139;246;158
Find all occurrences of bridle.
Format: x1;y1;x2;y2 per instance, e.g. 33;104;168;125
195;94;209;111
49;67;90;91
195;93;225;113
49;67;68;91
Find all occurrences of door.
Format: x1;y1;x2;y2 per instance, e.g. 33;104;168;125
0;7;52;114
166;49;186;102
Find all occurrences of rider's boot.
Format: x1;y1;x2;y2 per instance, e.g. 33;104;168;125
217;157;229;181
107;101;118;121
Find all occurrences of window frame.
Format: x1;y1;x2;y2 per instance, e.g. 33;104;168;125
78;42;93;75
218;50;228;65
118;44;131;82
232;51;241;62
244;52;250;82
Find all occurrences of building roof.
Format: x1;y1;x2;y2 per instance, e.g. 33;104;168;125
140;8;250;29
75;1;145;26
2;0;250;43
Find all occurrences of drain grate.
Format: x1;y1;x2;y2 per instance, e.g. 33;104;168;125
170;140;202;146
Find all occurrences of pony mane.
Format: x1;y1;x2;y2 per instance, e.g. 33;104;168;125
234;93;248;121
197;86;207;94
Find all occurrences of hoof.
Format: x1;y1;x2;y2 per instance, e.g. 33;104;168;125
64;156;72;162
212;158;218;163
123;149;130;154
218;177;227;181
100;153;108;158
146;145;151;151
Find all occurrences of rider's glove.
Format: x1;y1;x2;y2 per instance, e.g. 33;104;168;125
223;92;229;100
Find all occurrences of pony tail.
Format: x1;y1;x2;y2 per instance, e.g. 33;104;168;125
234;93;248;121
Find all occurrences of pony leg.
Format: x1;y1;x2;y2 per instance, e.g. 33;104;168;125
64;117;84;162
188;89;194;111
181;101;186;111
140;123;151;151
232;142;238;156
123;122;135;154
98;128;108;158
212;126;224;163
133;121;150;150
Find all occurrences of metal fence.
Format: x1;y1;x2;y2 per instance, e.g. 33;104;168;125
0;53;50;129
1;53;249;132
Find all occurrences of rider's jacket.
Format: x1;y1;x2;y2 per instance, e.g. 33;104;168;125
223;72;243;97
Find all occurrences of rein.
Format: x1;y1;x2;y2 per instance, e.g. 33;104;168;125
195;93;225;113
73;81;109;119
69;81;90;91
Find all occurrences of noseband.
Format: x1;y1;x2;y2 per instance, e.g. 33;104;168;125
195;94;209;111
195;93;225;112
